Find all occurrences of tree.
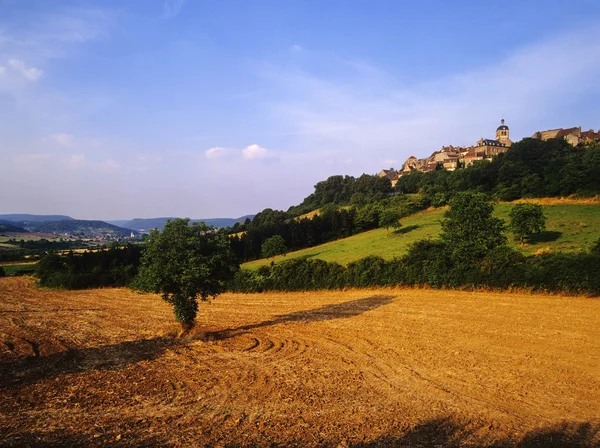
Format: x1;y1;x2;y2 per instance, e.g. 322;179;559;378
261;235;287;258
509;203;547;244
441;192;506;261
134;218;239;331
378;208;402;237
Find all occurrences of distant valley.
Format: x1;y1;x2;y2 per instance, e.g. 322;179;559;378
0;214;254;240
106;215;254;232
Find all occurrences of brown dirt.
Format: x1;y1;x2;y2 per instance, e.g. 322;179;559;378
1;277;599;447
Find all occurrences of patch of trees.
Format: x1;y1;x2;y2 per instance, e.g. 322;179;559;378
287;174;392;216
36;244;142;289
230;193;600;296
395;139;600;203
229;194;429;262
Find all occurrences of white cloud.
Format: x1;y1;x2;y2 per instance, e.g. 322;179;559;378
8;59;43;81
163;0;186;18
0;66;5;75
205;147;230;160
14;153;52;164
290;44;303;53
242;144;277;161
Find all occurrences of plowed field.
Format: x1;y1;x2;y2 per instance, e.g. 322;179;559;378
1;277;599;447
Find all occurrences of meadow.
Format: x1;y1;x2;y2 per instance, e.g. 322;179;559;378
1;263;37;276
243;202;600;270
1;276;599;446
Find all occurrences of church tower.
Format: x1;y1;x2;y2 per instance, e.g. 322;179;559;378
496;119;512;146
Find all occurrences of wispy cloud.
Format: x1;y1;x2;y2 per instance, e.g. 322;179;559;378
163;0;186;18
101;158;122;172
260;26;600;171
205;147;230;160
48;133;75;146
68;154;85;169
7;59;43;81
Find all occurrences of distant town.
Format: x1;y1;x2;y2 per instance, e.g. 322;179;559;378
379;121;600;187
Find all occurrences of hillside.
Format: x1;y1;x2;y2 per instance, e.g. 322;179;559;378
0;214;73;222
0;221;27;233
242;202;600;270
118;215;254;231
26;220;135;238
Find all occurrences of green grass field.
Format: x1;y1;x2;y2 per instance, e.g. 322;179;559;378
242;203;600;270
1;263;37;276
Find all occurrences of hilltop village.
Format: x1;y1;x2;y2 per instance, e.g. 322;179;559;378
379;120;600;186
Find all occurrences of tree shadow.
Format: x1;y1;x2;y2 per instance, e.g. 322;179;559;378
352;417;600;448
205;294;395;342
527;230;562;244
393;224;420;235
9;416;598;447
0;336;175;390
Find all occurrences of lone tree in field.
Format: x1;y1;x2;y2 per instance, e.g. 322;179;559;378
509;203;546;244
134;218;239;331
441;192;506;265
378;208;402;237
261;235;287;258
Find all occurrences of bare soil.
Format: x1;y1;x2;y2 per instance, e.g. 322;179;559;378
1;277;599;447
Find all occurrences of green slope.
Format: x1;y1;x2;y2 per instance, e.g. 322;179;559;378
242;203;600;270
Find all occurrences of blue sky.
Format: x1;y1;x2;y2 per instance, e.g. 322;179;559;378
2;0;600;219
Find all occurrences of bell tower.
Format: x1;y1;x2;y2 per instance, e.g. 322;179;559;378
496;119;511;146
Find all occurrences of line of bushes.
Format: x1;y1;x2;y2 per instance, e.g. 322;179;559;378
228;247;600;296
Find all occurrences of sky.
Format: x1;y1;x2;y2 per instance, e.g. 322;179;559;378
1;0;600;220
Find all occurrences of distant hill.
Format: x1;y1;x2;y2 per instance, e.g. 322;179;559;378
116;215;254;232
0;220;28;233
23;220;136;238
0;214;73;222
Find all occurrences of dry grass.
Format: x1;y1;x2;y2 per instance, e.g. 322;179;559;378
508;196;600;205
1;277;600;447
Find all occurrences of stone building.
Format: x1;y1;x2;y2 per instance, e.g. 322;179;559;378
397;120;511;173
532;126;599;146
